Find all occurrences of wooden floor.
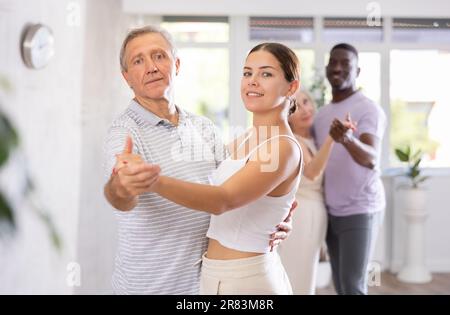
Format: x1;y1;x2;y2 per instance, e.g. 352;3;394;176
316;272;450;295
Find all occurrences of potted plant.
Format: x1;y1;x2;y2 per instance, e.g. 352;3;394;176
394;145;432;283
0;74;61;250
394;145;429;215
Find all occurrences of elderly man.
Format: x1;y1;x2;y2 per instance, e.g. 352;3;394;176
103;26;293;295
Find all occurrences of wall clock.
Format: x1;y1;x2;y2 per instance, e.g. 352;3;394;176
21;24;55;69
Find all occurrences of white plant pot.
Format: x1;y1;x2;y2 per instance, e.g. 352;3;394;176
396;187;432;283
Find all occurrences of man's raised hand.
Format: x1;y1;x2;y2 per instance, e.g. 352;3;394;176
114;135;145;173
113;135;161;199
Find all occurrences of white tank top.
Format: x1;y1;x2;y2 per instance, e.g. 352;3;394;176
206;134;303;253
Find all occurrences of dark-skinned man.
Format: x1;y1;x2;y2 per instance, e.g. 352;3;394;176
313;43;387;295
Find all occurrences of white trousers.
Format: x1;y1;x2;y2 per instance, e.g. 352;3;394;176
278;197;328;294
199;251;292;295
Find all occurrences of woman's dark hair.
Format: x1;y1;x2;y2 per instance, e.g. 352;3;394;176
248;42;300;82
248;43;300;114
288;101;298;116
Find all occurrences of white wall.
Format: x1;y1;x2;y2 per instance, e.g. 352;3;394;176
74;0;135;294
0;0;84;294
0;0;160;294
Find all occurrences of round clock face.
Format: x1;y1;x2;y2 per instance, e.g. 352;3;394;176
22;24;55;69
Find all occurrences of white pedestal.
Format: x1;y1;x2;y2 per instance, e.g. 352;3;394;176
397;188;432;283
316;261;332;289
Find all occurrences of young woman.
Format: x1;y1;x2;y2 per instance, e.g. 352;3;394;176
147;43;303;294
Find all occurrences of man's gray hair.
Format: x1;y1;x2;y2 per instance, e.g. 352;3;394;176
119;25;178;72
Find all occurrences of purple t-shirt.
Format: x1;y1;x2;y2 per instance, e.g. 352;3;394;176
313;91;387;217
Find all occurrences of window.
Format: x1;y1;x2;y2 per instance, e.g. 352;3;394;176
293;49;315;91
174;48;229;130
393;18;450;43
390;50;450;167
161;16;229;43
357;52;381;105
323;17;383;43
249;17;314;42
161;17;230;131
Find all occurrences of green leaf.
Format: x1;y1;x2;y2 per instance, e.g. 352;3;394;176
412;158;422;171
410;168;420;179
0;112;19;167
0;139;10;166
50;229;62;252
395;148;409;162
0;191;15;228
405;145;411;158
0;113;19;146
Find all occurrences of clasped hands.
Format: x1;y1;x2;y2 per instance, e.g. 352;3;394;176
112;135;161;199
112;136;295;249
329;113;358;144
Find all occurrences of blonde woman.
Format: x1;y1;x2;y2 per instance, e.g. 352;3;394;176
278;90;334;294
